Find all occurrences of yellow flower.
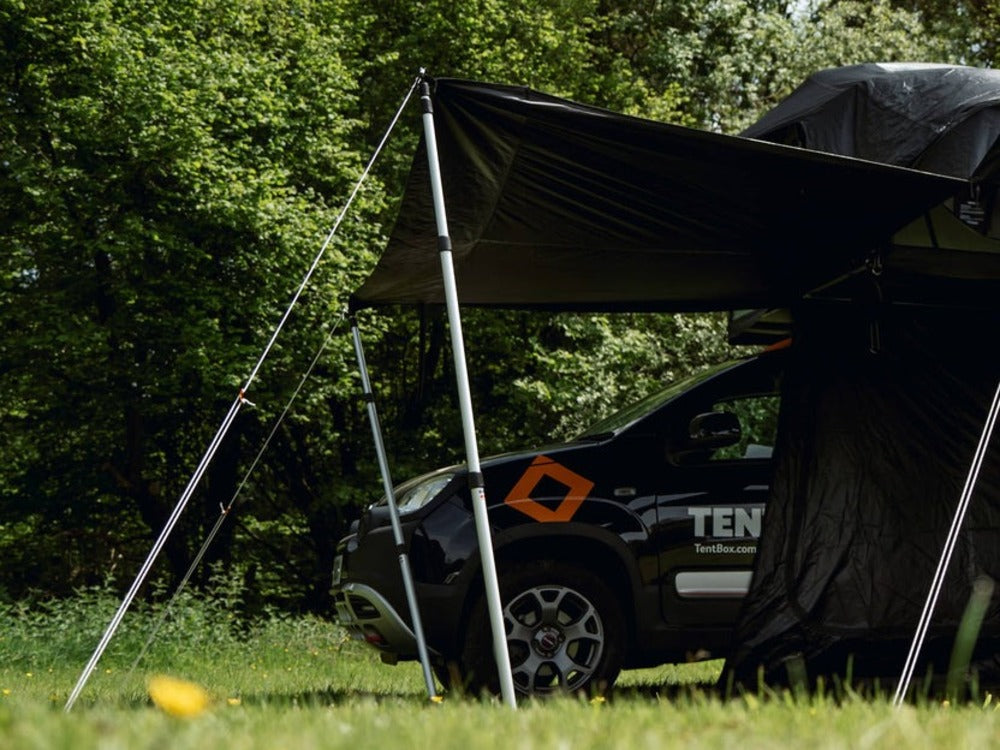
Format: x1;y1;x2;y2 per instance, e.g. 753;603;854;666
227;697;241;706
148;675;210;718
2;688;11;696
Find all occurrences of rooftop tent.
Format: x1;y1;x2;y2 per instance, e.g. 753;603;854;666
739;63;1000;321
742;63;1000;182
351;78;964;312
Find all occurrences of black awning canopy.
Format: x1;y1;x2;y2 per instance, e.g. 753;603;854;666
353;77;970;312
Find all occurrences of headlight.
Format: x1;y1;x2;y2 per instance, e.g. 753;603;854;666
392;473;455;514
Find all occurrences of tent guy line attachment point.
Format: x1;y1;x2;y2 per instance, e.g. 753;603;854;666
122;311;349;684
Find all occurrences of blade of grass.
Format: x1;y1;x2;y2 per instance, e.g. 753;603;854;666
946;575;995;702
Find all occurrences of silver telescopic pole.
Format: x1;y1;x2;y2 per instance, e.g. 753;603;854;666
65;395;244;712
350;316;438;700
893;379;1000;706
418;79;517;707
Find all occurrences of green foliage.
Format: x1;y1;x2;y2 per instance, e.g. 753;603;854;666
584;0;955;132
0;0;381;605
0;565;348;678
496;312;742;442
888;0;1000;66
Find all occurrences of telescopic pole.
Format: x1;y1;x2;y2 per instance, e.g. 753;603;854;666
418;77;517;707
350;315;438;700
893;379;1000;706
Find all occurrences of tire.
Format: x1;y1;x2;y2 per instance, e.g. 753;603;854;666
460;560;625;698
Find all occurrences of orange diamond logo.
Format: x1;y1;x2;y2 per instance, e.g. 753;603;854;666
503;456;595;523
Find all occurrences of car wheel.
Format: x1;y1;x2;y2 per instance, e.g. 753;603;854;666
460;560;625;697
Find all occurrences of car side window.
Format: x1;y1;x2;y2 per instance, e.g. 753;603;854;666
706;393;780;461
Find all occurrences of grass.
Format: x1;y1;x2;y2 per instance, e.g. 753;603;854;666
3;587;1000;749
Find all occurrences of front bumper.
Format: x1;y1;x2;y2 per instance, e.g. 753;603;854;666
332;520;449;662
333;499;477;662
333;581;434;661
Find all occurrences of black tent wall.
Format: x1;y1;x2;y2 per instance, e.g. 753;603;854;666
725;305;1000;685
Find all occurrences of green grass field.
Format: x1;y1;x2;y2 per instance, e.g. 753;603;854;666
3;588;999;749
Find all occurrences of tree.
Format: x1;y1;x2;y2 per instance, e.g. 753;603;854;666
0;0;382;607
580;0;953;132
888;0;1000;66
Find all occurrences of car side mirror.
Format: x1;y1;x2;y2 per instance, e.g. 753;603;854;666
687;411;741;450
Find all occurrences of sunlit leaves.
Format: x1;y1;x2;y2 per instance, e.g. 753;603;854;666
0;0;379;601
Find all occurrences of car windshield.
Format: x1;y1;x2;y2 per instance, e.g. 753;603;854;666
574;360;740;440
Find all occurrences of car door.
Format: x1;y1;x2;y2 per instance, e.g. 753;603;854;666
650;353;784;627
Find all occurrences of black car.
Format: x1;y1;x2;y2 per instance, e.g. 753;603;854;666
332;349;784;696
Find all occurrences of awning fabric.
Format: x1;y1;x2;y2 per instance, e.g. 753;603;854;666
353;78;964;312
